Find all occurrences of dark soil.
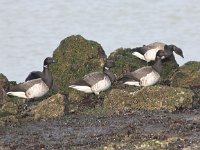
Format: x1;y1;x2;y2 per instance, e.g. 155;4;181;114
1;108;200;150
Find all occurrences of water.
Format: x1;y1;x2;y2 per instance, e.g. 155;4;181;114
0;0;199;82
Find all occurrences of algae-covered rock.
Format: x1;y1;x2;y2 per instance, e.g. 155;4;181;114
1;102;18;115
0;90;7;106
104;85;193;112
0;73;10;104
134;138;187;150
0;115;18;126
108;48;145;79
50;35;107;101
171;61;200;88
31;93;67;119
0;73;9;91
135;139;167;150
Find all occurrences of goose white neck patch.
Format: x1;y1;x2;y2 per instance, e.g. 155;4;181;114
105;67;109;70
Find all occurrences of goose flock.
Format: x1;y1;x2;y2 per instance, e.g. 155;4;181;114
6;42;184;101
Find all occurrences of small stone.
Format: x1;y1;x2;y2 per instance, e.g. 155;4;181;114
171;61;200;88
0;115;18;126
1;102;18;115
31;93;67;119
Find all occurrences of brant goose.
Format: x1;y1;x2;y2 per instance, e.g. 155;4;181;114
120;50;164;86
69;60;115;95
7;57;55;99
132;42;184;62
25;57;56;81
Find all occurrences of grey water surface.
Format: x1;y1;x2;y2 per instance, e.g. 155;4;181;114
0;0;199;82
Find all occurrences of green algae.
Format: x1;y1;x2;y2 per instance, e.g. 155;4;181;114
1;102;18;115
0;110;12;118
171;61;200;88
0;73;9;91
135;139;167;150
104;85;194;112
108;48;145;79
31;93;66;119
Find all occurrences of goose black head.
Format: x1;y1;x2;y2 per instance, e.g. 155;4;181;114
44;57;56;67
103;60;116;83
104;60;115;70
156;50;165;58
168;45;184;58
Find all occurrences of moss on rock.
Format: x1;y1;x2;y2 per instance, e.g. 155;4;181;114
31;93;67;119
0;115;18;126
171;61;200;88
135;139;167;150
104;85;193;112
0;73;9;91
0;73;10;105
0;109;12;118
108;48;145;79
1;102;18;115
50;35;107;102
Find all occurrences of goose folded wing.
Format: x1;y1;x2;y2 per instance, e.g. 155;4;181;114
69;79;91;87
145;42;165;50
10;78;44;92
130;66;154;79
132;46;147;55
119;74;140;82
25;71;43;81
83;72;105;86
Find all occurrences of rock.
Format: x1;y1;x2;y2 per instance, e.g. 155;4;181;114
134;139;167;149
0;90;7;106
0;73;9;91
0;120;4;126
171;61;200;88
0;115;18;127
0;109;11;118
108;48;145;79
191;86;200;109
50;35;107;102
31;93;68;119
0;73;10;105
1;102;18;115
104;85;193;112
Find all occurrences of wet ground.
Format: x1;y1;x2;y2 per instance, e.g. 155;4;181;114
1;108;200;150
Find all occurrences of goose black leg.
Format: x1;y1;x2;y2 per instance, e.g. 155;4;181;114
96;93;105;107
21;98;33;116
